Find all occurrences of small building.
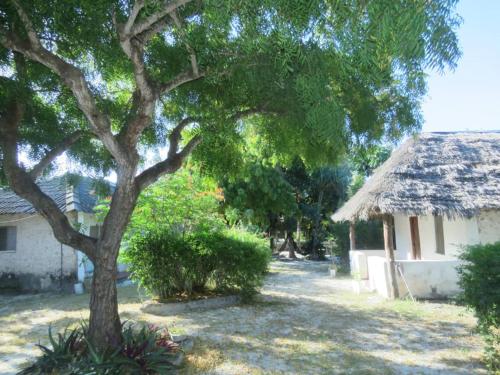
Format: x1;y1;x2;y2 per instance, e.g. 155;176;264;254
332;131;500;299
0;175;104;292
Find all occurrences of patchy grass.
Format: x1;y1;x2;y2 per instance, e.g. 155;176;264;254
0;261;485;374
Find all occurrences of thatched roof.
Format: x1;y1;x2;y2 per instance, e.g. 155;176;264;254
332;131;500;222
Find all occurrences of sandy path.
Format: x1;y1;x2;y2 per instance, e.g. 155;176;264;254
0;260;485;374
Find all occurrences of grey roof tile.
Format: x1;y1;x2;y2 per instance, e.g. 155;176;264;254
0;174;109;215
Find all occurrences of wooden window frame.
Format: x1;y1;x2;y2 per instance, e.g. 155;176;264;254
409;216;421;260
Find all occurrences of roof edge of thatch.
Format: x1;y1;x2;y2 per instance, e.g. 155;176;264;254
331;131;500;222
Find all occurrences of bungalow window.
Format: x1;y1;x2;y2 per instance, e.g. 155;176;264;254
0;226;17;252
434;215;445;254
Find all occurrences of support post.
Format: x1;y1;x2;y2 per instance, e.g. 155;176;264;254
349;222;356;251
383;215;399;299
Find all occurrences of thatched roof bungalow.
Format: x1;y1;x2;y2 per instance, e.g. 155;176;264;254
332;132;500;299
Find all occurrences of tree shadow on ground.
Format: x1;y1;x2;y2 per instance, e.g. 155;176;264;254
0;262;486;374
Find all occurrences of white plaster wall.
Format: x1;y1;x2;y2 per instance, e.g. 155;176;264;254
366;256;390;298
396;260;461;298
350;251;369;279
477;210;500;244
417;215;437;259
364;255;461;299
441;216;480;259
0;214;77;277
394;214;411;259
350;249;400;280
394;214;480;260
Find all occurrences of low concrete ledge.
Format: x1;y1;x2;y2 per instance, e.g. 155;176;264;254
141;294;241;316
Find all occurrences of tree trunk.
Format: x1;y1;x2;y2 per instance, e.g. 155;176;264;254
310;190;324;260
88;248;122;350
296;219;301;251
87;178;139;350
269;235;275;252
279;231;298;259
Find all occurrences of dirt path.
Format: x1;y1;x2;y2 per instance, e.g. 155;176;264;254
0;261;485;374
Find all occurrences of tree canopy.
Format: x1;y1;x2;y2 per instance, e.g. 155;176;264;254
1;0;461;179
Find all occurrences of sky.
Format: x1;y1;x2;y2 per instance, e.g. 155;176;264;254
421;0;500;133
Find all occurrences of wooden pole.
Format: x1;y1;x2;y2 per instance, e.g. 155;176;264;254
349;222;356;251
383;215;399;299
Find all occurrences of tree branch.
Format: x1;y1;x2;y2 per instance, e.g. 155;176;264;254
167;116;199;158
124;0;145;35
0;101;97;260
131;0;195;36
10;0;41;48
135;134;201;190
159;69;204;94
1;1;127;164
113;2;158;148
170;10;199;76
229;106;281;122
134;116;201;190
29;131;84;179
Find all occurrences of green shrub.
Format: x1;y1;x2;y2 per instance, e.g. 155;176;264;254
20;323;179;374
458;242;500;372
123;228;270;301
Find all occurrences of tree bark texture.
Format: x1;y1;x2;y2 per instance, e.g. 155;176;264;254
89;254;122;348
279;231;299;259
310;190;324;260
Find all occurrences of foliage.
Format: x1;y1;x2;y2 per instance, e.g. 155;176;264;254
222;156;352;256
124;227;270;300
327;144;391;264
1;0;462;179
221;160;297;229
328;220;385;263
349;145;392;196
127;168;225;239
458;242;500;372
95;168;225;242
20;323;180;374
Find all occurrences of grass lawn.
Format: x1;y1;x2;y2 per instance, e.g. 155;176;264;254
0;261;485;374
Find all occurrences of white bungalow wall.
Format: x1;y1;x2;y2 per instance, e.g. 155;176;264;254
394;210;500;260
0;214;78;290
477;210;500;244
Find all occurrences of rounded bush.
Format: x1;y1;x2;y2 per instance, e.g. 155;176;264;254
124;228;270;301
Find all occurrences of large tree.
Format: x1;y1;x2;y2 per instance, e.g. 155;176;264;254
0;0;460;349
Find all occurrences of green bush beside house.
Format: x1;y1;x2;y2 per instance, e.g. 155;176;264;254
458;242;500;373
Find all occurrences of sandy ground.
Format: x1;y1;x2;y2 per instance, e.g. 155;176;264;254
0;261;485;374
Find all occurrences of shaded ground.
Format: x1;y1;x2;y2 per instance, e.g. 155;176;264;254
0;261;485;374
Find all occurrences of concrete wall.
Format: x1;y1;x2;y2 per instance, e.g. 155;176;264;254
366;256;391;298
349;249;401;280
477;210;500;244
396;260;461;299
393;214;481;260
363;256;461;299
352;209;500;299
0;214;78;291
